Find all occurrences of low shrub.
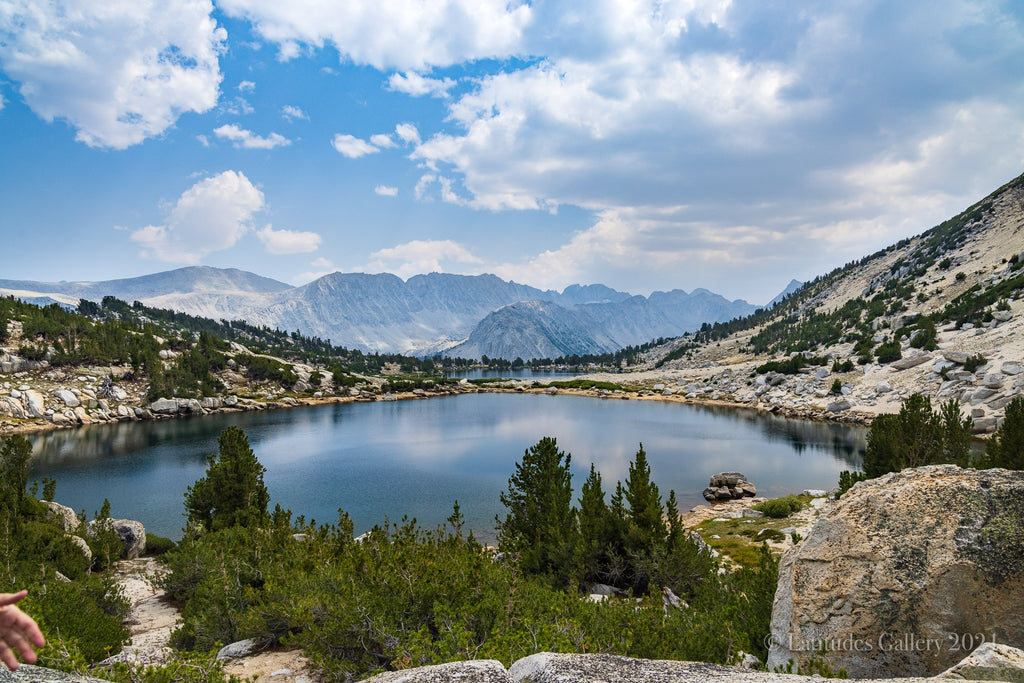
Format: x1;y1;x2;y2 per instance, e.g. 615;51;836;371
145;533;176;556
753;495;803;519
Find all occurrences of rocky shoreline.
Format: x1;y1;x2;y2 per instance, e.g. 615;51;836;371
0;378;877;440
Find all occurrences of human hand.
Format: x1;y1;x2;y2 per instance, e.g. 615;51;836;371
0;591;46;671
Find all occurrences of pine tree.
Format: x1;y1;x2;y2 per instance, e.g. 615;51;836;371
939;399;973;467
496;436;576;585
987;397;1024;469
577;464;614;584
624;443;665;553
0;435;32;525
185;426;270;531
862;394;943;476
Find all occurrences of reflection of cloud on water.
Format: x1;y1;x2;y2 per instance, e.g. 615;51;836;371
26;394;870;539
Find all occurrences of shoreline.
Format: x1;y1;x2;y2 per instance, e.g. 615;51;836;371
1;381;875;441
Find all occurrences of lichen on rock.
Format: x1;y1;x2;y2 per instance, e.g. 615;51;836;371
767;465;1024;678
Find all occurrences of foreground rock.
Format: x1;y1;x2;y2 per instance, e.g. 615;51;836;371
768;465;1024;678
362;652;1006;683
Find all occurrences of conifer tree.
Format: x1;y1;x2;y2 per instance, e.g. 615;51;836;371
496;436;576;586
624;443;665;552
577;464;614;583
939;399;973;467
987;396;1024;469
185;426;270;531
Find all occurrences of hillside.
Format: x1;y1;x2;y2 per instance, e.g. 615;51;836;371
578;171;1024;432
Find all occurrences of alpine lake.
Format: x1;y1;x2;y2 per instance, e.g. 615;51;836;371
26;392;867;542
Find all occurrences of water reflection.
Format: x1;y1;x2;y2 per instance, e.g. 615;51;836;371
28;394;866;542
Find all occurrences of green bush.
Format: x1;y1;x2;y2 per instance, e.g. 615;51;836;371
145;533;176;556
875;340;902;364
31;574;130;665
964;354;987;373
753;495;803;519
755;355;828;375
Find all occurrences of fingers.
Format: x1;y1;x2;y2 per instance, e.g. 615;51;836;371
0;601;45;671
0;640;22;671
0;592;27;608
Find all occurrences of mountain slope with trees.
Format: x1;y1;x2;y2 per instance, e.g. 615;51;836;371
581;171;1024;432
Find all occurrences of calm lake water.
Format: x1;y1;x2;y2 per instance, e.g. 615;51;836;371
27;394;866;541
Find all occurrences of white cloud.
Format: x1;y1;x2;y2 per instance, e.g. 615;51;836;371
215;0;532;70
395;123;421;145
331;133;379;158
281;104;308;121
414;173;436;200
196;134;210;147
238;80;256;92
387;72;456;98
256;225;322;254
222;96;254;115
214;124;291;149
0;0;226;149
370;133;396;148
375;185;399;197
129;170;264;263
295;256;338;283
365;239;482;278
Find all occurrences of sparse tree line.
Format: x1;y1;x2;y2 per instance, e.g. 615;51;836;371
838;394;1024;495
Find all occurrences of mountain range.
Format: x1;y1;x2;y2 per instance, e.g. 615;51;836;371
0;269;774;360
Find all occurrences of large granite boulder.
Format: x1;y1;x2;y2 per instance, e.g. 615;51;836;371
768;465;1024;678
43;501;80;532
87;518;146;559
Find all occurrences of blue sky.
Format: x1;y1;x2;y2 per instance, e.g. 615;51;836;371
1;0;1023;304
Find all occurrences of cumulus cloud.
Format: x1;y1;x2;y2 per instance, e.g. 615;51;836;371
281;104;308;121
130;171;264;263
331;133;379;158
375;185;399;197
370;133;396;148
295;256;338;283
214;124;291;149
0;0;226;149
365;239;482;278
395;123;421;145
215;0;532;70
256;225;322;254
238;80;256;92
387;72;456;98
395;1;1024;296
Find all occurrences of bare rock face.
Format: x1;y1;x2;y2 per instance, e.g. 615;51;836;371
43;501;80;532
768;465;1024;678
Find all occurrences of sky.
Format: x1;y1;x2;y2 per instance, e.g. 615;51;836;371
1;1;1023;305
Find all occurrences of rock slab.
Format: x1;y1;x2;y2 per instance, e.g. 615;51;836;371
768;465;1024;678
362;652;1008;683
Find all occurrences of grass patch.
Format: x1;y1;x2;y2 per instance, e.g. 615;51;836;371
694;497;816;565
545;379;633;391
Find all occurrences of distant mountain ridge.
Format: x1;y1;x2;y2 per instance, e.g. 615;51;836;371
0;267;769;359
